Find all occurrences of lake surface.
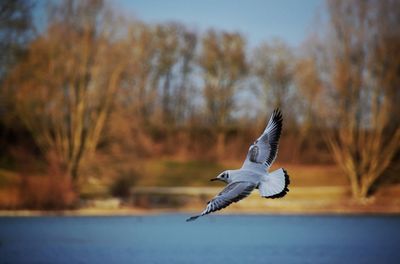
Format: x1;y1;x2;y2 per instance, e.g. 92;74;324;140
0;214;399;263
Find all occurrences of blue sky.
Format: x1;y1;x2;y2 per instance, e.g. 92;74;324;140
116;0;324;48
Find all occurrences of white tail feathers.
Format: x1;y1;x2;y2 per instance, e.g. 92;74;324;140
259;168;290;198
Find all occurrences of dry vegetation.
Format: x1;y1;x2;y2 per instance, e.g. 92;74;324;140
0;0;399;210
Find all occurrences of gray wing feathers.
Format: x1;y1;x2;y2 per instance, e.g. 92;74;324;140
186;182;255;222
245;108;283;168
262;108;283;167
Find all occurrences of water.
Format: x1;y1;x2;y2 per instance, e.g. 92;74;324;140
0;214;399;264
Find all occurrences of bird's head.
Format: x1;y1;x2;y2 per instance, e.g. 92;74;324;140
210;171;230;183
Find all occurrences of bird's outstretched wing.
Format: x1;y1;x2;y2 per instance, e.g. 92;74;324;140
242;108;283;169
186;181;255;222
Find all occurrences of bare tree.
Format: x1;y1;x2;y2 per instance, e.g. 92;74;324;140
153;24;180;124
252;40;295;118
152;23;197;126
171;25;197;125
199;30;247;158
121;22;159;126
9;0;127;182
108;22;198;157
314;0;400;200
290;56;325;161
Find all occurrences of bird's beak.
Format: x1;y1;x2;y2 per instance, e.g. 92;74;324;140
210;178;219;182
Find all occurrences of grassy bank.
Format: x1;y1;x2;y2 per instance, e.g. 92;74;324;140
136;159;348;187
1;159;399;214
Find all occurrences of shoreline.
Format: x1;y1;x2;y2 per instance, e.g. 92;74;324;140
1;206;399;217
1;185;399;217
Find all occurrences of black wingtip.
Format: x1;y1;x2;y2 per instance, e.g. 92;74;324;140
266;108;283;133
272;108;283;122
186;215;200;222
266;169;290;199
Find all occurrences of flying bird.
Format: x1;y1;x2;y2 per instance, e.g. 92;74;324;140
186;108;290;222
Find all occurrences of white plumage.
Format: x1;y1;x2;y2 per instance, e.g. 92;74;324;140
187;109;290;222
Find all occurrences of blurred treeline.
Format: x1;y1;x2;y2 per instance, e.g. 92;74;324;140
0;0;399;208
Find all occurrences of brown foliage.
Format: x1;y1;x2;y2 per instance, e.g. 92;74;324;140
311;0;400;199
18;174;76;210
14;150;76;209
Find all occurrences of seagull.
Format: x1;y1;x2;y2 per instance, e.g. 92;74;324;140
186;108;290;222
